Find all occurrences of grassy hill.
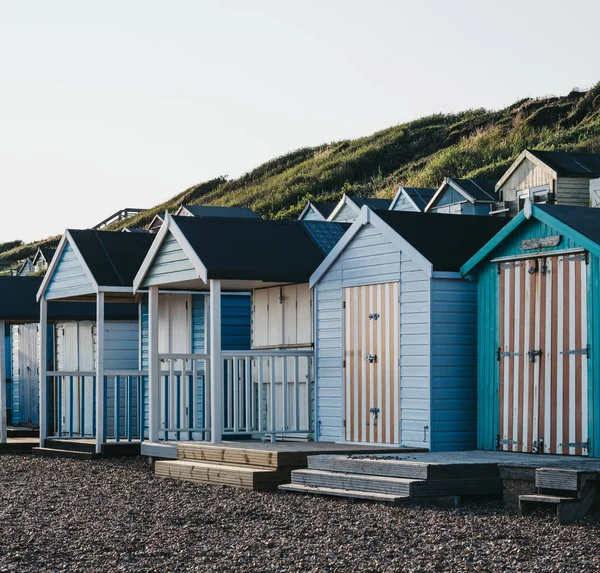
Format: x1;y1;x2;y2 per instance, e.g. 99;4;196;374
4;82;600;266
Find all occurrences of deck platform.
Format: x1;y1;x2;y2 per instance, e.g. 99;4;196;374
154;441;424;491
33;438;141;460
0;437;39;454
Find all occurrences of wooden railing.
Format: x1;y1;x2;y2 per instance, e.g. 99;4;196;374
46;370;146;442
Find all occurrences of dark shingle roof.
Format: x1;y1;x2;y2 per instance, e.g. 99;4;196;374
402;187;436;210
182;205;261;219
452;179;499;201
39;247;56;263
0;277;137;321
537;204;600;244
529;149;600;178
310;201;338;219
375;210;508;271
301;221;349;254
172;216;346;282
351;197;392;210
67;230;155;287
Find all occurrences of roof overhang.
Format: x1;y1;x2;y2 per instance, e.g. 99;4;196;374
310;206;433;288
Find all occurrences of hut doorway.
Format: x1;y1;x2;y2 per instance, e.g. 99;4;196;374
13;323;39;426
498;253;589;456
343;282;400;445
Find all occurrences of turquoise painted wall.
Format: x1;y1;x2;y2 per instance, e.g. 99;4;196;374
472;216;600;457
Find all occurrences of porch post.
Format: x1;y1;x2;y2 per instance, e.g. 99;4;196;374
210;279;222;444
95;291;105;454
0;320;6;444
39;299;48;446
148;286;160;443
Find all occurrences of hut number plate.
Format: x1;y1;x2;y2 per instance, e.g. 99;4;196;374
520;235;561;250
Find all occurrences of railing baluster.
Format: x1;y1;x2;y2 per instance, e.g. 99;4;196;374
127;376;132;442
270;357;276;442
294;356;300;432
245;357;251;433
176;372;181;441
233;357;239;432
80;376;85;438
69;376;74;437
103;376;108;443
163;374;169;441
192;359;198;440
92;377;96;438
258;357;264;433
114;375;120;443
139;375;144;441
227;359;233;431
57;376;63;438
282;357;288;434
169;359;175;440
180;359;187;440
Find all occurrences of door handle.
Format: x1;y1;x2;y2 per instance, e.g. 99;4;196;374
528;349;542;363
364;354;377;363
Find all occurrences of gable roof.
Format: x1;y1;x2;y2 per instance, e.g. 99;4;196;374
178;205;261;219
390;187;436;211
0;277;137;321
311;207;508;286
33;247;56;266
136;215;349;288
298;200;338;220
328;195;392;221
426;178;499;211
529;149;600;178
461;203;600;276
66;230;155;287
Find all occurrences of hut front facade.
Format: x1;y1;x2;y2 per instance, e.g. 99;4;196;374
310;207;506;450
462;202;600;457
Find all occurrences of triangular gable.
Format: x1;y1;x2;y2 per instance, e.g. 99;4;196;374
495;150;558;191
327;195;360;222
37;232;98;301
298;201;326;221
390;186;419;212
310;206;433;287
461;204;600;277
133;213;207;292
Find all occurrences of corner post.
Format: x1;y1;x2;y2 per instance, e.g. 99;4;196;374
210;279;222;444
148;286;160;443
95;291;105;454
0;320;6;444
39;299;48;446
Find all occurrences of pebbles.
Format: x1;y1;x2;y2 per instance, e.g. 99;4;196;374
0;455;600;572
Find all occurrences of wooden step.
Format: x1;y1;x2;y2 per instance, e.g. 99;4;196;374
44;439;97;454
32;447;98;460
279;483;409;504
0;439;38;454
155;460;288;491
411;478;503;498
178;444;286;468
520;494;577;505
308;455;430;479
519;493;584;524
291;469;418;496
535;468;596;492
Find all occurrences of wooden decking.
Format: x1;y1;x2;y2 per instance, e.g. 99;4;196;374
155;441;423;491
33;438;141;459
0;437;39;454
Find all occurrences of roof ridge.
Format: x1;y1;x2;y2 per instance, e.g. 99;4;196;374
92;230;125;287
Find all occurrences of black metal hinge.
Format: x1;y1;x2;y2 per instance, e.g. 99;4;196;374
497;348;521;361
561;345;590;359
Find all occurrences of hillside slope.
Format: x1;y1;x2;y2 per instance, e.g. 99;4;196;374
4;82;600;265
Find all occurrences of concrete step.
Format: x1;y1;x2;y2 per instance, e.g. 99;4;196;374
291;469;419;496
155;459;289;491
279;483;409;504
32;447;98;460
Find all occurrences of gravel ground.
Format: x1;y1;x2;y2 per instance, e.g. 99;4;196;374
1;456;600;572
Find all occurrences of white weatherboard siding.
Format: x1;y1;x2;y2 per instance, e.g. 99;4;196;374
143;232;197;287
46;243;95;299
331;202;359;223
315;223;431;447
498;157;555;202
430;278;477;451
301;207;322;221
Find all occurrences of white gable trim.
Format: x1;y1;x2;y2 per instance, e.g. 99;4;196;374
390;186;420;212
36;231;99;301
425;178;480;211
495;150;557;191
133;213;208;292
310;206;433;287
326;194;358;222
298;201;325;221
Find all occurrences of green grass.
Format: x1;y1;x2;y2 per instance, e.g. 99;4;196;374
4;82;600;264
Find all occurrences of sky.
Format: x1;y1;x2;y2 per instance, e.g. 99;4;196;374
2;0;600;243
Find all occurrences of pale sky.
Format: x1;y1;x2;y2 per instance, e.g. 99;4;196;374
2;0;600;243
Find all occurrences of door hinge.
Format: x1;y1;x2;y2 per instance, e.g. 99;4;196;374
497;348;521;360
561;345;590;359
559;439;589;450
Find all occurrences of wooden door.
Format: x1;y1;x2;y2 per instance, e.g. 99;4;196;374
498;253;588;455
17;324;39;425
344;282;399;444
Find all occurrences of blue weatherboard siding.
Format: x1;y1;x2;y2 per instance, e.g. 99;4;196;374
4;325;11;422
430;278;478;451
46;243;95;299
472;216;600;457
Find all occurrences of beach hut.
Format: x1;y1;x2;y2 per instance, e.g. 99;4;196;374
298;200;338;221
389;186;436;212
426;178;498;215
327;194;392;223
132;214;348;449
309;207;506;450
462;202;600;457
0;276;137;444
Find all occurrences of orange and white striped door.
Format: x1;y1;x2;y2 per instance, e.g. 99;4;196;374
498;253;589;456
343;282;400;444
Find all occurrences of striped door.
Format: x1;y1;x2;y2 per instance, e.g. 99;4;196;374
498;253;588;455
343;282;399;444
